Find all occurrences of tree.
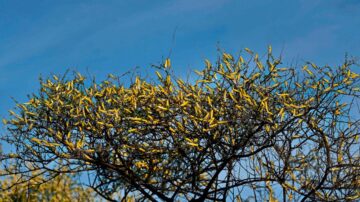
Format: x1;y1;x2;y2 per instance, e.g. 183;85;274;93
1;47;360;201
0;165;96;202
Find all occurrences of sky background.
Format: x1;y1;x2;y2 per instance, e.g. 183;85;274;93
1;0;360;126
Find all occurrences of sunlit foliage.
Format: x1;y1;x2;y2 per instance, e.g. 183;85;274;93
1;47;360;201
0;167;95;202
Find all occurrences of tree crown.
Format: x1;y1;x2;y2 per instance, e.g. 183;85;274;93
2;47;360;201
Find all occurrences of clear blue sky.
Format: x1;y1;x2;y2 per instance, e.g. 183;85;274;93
1;0;360;122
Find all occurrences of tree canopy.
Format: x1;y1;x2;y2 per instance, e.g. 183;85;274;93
0;166;95;202
1;47;360;201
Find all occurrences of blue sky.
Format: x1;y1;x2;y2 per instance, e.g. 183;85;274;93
1;0;360;122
